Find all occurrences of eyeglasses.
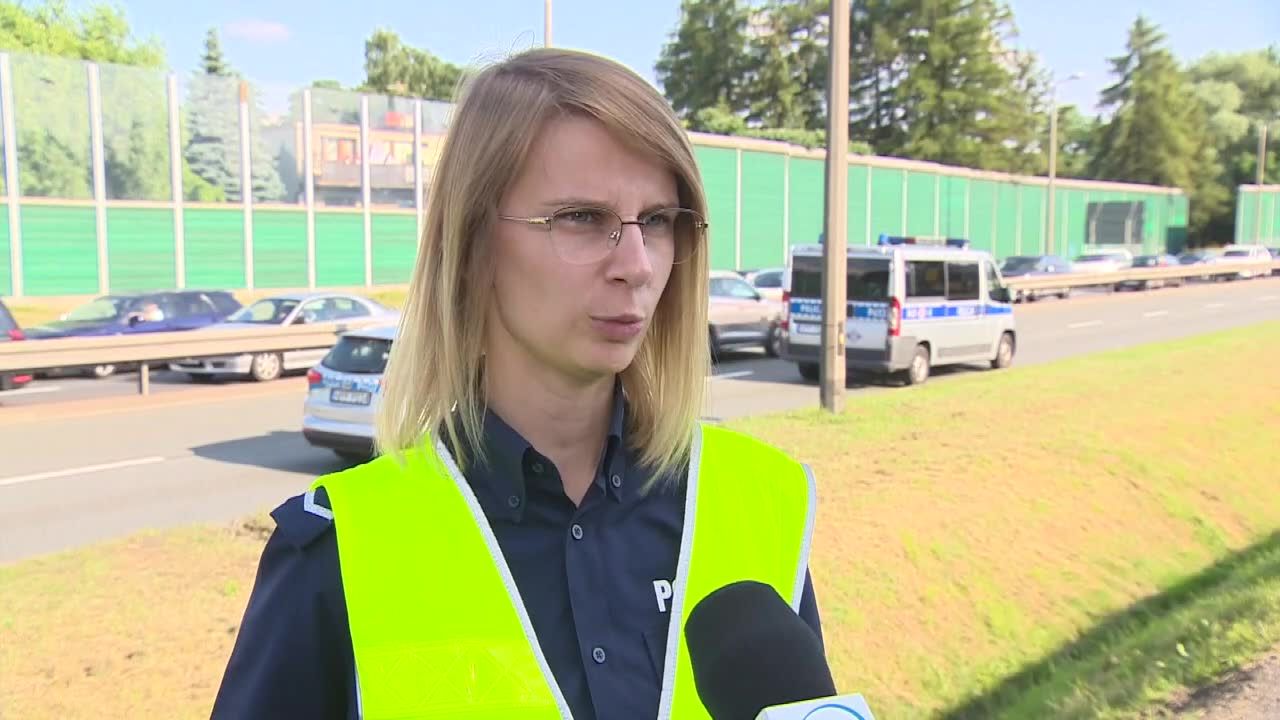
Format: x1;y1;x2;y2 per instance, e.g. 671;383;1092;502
497;206;707;266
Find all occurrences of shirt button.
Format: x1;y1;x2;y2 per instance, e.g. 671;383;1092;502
507;495;521;509
531;462;545;474
610;474;622;488
571;524;584;541
592;646;606;664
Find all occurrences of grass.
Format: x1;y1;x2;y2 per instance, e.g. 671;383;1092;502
732;320;1280;718
4;286;411;329
2;322;1279;718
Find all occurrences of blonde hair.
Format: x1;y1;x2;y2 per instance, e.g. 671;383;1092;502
375;47;711;485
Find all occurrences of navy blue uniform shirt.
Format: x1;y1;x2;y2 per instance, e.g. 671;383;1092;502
212;389;823;719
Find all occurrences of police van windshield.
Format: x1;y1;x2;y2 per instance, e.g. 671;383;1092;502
790;256;890;302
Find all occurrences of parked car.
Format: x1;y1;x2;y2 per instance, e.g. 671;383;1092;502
999;255;1073;302
709;269;781;359
170;292;397;382
1214;245;1274;280
302;324;397;462
1270;247;1280;275
25;290;243;378
742;267;786;303
1072;249;1133;274
0;298;33;392
1116;254;1182;291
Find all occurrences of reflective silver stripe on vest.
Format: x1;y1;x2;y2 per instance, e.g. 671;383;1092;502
792;463;819;612
303;488;334;520
432;437;576;719
655;424;704;720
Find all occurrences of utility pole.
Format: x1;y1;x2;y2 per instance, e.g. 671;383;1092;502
1046;72;1083;257
544;0;553;48
1256;120;1269;243
820;0;850;413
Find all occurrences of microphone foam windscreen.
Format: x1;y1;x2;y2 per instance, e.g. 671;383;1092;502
684;581;837;720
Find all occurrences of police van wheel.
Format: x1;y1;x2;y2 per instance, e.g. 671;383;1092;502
797;362;820;383
904;345;931;386
991;333;1016;370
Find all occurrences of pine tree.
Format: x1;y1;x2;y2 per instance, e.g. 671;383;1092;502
656;0;751;127
1091;16;1224;238
184;29;284;202
200;27;230;76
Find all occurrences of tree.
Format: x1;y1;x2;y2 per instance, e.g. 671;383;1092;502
199;27;230;76
849;0;1046;172
361;29;461;101
656;0;751;128
1188;48;1280;241
1091;16;1226;240
0;0;166;198
182;28;284;202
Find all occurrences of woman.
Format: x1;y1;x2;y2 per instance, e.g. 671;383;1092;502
213;47;823;720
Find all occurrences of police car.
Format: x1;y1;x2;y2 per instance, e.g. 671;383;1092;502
302;324;396;461
781;236;1016;385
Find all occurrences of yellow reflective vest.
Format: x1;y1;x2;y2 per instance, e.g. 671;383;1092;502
310;422;816;719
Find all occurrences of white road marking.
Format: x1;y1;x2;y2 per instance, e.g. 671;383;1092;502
1067;320;1104;329
0;385;62;397
1206;302;1227;309
0;456;168;489
711;370;754;380
1143;310;1170;318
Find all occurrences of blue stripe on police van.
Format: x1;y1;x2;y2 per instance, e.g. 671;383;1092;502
791;298;1013;321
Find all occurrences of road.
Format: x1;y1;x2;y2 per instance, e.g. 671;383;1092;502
2;277;1278;563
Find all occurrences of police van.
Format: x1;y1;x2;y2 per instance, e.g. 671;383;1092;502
781;236;1016;385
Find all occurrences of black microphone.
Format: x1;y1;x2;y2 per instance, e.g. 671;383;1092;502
684;580;837;720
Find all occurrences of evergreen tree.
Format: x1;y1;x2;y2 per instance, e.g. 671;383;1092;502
1092;16;1224;238
656;0;751;128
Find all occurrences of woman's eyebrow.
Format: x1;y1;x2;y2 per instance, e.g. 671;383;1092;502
540;197;682;212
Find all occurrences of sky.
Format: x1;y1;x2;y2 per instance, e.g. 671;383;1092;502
112;0;1279;115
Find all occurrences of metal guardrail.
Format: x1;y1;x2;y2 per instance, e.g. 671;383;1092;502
0;318;392;394
1002;260;1280;292
1;261;1276;397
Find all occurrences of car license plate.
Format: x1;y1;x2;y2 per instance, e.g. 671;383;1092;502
794;323;820;335
330;389;372;406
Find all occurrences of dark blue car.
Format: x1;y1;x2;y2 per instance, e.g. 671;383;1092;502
27;290;242;378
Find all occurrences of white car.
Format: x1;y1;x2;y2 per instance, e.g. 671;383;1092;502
742;268;786;303
1071;249;1133;274
1214;245;1274;280
170;292;397;382
302;324;397;462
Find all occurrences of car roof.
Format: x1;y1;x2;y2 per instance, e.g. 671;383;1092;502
249;291;377;303
340;323;398;341
710;270;747;278
790;243;993;262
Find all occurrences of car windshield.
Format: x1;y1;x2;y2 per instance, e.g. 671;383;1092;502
323;336;392;374
1001;257;1040;272
63;297;138;323
1133;256;1159;267
230;298;300;324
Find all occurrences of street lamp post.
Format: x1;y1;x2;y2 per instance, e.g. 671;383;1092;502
1046;72;1083;257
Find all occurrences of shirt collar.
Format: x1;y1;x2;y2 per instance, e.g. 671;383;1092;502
455;380;631;522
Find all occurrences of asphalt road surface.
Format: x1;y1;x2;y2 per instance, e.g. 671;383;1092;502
2;277;1278;563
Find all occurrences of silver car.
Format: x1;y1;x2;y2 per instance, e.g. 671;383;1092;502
170;292;397;382
302;324;396;462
